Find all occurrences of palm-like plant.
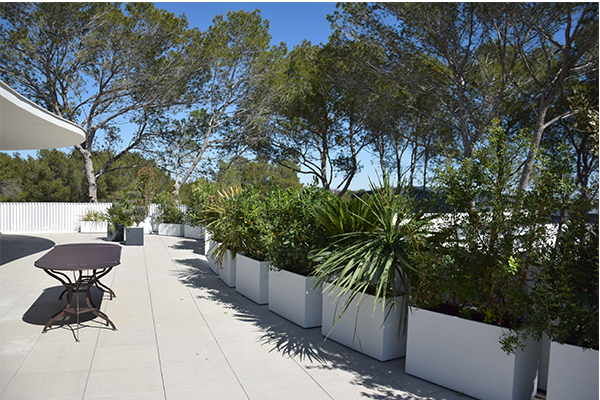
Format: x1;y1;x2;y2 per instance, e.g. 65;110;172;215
313;178;426;330
204;185;243;265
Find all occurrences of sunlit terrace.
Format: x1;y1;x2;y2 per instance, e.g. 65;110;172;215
0;232;471;400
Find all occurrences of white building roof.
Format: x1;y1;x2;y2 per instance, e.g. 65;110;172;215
0;80;85;150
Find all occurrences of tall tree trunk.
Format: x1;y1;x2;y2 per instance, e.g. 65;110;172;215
518;107;547;192
81;149;98;202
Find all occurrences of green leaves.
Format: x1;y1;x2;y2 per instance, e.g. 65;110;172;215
312;177;425;326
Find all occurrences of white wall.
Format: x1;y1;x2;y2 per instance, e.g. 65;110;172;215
0;202;172;233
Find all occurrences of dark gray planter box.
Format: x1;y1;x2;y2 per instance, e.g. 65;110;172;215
126;227;144;246
107;224;124;242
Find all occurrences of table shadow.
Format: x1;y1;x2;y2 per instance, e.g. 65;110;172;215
23;285;106;327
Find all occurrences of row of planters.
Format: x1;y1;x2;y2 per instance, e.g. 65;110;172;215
188;125;598;400
79;190;191;245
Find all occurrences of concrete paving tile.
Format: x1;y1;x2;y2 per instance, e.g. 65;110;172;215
161;359;240;392
228;356;310;385
158;341;225;366
95;326;156;347
1;233;481;400
167;385;249;400
243;378;332;400
217;338;275;362
84;366;164;397
0;369;89;400
0;373;15;396
91;344;160;370
84;392;166;400
18;342;96;373
154;323;210;345
309;372;410;400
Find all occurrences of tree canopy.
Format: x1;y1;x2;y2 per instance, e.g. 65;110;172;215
0;2;205;201
0;3;597;202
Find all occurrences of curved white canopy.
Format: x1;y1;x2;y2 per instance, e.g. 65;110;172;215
0;80;85;150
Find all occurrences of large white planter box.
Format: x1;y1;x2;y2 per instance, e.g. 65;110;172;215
405;307;541;400
235;254;270;304
80;221;107;233
158;223;184;237
321;286;407;362
218;249;236;287
184;224;204;239
546;341;599;400
206;240;220;275
269;268;322;328
204;230;212;254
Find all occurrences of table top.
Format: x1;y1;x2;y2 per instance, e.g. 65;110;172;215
34;243;121;271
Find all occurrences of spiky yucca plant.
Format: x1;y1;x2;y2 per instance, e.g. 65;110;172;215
312;177;426;332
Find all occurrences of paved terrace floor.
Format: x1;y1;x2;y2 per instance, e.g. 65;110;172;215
0;232;471;400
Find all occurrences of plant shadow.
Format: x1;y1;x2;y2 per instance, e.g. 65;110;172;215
170;252;466;400
169;237;206;255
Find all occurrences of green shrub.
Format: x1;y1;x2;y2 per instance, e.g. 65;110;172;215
411;121;562;353
80;209;105;222
155;191;184;224
312;177;425;323
187;179;218;228
267;185;332;276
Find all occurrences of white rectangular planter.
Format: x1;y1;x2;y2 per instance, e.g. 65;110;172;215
321;286;407;362
218;249;236;287
268;268;322;328
79;221;107;233
405;307;541;400
546;341;599;400
206;240;220;275
235;254;270;305
158;223;184;237
184;224;204;239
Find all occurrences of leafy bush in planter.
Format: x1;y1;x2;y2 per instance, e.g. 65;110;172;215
202;185;243;263
410;122;563;353
268;185;332;276
312;177;425;321
120;191;149;227
528;193;599;350
187;179;218;228
155;191;184;224
104;202;131;229
80;209;105;222
224;186;275;261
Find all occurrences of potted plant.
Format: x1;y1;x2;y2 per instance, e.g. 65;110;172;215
104;203;129;242
155;191;185;236
528;194;599;400
204;185;243;287
312;177;422;361
227;186;273;304
121;191;148;246
405;123;555;400
79;209;107;233
267;185;330;328
188;179;219;272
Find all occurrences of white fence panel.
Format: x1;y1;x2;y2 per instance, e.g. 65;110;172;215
0;203;111;233
0;203;186;233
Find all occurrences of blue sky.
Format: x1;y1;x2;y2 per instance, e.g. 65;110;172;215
156;2;338;48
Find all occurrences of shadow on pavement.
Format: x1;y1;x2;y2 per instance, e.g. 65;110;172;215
23;285;106;327
0;234;55;265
